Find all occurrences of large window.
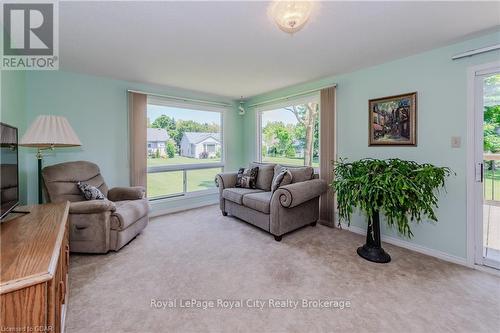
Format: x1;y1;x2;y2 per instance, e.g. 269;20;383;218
258;95;320;167
146;97;224;199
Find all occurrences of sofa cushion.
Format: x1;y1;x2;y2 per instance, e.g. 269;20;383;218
110;199;149;230
271;165;293;192
242;191;272;214
222;188;264;205
288;166;315;183
250;162;276;191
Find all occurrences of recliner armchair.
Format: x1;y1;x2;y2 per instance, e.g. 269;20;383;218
42;161;149;253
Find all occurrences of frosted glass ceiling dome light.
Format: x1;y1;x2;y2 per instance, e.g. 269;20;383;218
269;1;313;34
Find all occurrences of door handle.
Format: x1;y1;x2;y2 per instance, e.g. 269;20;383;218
475;162;483;183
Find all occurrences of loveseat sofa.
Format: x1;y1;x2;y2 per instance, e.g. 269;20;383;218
215;162;328;241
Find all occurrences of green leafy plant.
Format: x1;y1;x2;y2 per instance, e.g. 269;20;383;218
484;105;500;153
166;140;176;158
332;158;452;238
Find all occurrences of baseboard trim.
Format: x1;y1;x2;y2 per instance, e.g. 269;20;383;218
340;222;468;266
472;263;500;276
318;219;335;228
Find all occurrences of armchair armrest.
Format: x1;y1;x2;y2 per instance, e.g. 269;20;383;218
108;186;145;201
215;172;239;189
69;200;116;214
274;179;328;208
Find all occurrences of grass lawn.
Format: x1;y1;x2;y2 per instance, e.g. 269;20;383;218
147;167;221;198
262;156;319;168
147;156;221;198
148;155;221;198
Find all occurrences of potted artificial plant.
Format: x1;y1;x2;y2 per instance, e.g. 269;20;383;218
332;158;452;263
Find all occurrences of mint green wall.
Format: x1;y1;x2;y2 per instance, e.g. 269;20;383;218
4;30;499;259
22;71;244;206
244;31;500;259
0;71;28;204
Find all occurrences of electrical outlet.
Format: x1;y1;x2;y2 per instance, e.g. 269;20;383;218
451;136;461;148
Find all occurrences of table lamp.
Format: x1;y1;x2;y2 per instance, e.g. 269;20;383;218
20;115;82;204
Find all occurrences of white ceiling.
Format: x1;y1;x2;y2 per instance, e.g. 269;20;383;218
60;1;500;100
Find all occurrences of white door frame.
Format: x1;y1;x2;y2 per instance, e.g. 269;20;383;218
466;60;500;268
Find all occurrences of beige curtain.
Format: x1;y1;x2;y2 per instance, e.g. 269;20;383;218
128;92;147;188
319;86;336;227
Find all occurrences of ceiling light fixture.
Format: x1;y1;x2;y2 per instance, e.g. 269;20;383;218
269;1;314;34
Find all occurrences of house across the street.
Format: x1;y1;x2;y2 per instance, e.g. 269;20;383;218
147;128;169;157
180;132;221;159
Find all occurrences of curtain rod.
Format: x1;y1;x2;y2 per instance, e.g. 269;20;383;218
452;44;500;60
247;83;337;109
127;89;233;108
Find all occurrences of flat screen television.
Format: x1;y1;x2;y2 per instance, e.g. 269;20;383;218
0;122;19;219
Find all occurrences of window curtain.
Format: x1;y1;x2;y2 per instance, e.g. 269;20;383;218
128;92;147;189
319;86;336;226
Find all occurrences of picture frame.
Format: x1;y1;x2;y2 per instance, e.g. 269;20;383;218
368;92;417;146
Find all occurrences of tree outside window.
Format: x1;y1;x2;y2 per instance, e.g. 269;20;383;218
261;101;319;167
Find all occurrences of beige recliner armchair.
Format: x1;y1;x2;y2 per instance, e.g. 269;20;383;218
42;161;149;253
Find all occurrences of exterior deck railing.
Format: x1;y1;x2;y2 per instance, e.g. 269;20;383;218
484;154;500;205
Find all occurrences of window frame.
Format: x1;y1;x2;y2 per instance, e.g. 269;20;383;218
256;93;320;168
146;96;226;200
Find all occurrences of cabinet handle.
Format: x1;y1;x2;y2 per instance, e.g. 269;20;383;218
59;281;65;303
65;244;70;267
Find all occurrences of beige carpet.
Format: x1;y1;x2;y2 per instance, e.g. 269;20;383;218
66;205;500;333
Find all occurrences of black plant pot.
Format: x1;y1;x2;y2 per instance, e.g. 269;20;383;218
357;211;391;263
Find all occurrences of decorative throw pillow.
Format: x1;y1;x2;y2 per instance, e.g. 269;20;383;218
77;181;105;200
235;167;259;189
271;166;293;192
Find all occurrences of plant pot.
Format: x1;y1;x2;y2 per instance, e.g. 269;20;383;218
357;211;391;263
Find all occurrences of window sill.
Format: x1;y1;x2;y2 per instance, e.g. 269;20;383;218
148;188;218;202
148;162;224;173
148;189;219;217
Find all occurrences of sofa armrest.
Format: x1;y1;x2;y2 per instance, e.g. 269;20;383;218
108;186;145;201
215;172;238;189
274;179;328;208
69;200;116;214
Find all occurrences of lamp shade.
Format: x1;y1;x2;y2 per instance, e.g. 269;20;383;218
20;115;82;148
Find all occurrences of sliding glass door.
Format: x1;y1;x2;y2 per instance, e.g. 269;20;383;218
474;68;500;269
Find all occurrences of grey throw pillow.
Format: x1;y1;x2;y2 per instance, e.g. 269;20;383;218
288;166;315;183
250;162;275;191
77;181;105;200
271;166;293;192
235;167;259;189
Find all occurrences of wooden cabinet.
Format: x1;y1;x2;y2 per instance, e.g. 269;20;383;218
1;202;70;333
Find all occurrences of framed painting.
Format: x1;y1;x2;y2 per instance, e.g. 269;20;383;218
369;92;417;146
